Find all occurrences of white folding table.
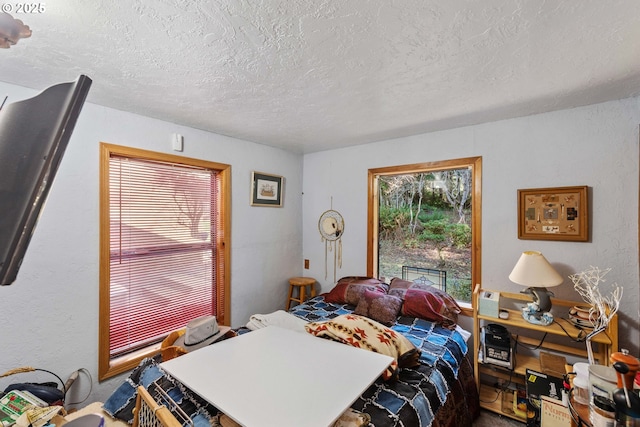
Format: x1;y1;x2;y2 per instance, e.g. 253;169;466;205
161;325;393;427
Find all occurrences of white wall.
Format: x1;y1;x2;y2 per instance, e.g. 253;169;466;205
0;81;303;404
303;97;640;355
3;78;638;406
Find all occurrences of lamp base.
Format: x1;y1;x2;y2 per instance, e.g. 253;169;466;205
521;303;554;326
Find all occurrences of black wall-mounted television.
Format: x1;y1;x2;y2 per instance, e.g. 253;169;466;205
0;75;92;285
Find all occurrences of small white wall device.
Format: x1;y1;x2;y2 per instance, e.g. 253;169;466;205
172;133;183;152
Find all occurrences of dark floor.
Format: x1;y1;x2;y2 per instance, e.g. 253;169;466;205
473;409;523;426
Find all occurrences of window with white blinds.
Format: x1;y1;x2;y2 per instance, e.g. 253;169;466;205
99;144;230;379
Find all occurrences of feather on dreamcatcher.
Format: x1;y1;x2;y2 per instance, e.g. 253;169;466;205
318;209;344;282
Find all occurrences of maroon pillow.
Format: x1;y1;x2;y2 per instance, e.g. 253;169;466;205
324;276;388;306
354;289;402;326
388;277;461;329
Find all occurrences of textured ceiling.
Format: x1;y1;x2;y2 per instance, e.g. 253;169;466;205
2;1;640;153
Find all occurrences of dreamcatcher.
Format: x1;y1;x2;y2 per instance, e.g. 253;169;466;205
318;209;344;282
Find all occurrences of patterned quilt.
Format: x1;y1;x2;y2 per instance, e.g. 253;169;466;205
289;296;480;427
105;296;479;427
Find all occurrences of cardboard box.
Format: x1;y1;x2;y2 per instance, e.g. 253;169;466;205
479;291;500;317
0;390;48;426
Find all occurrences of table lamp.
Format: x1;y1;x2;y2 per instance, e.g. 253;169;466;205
508;251;563;325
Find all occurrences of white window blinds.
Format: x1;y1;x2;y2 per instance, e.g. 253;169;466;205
108;154;218;357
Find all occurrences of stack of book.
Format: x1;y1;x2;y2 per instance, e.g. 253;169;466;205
525;366;570;427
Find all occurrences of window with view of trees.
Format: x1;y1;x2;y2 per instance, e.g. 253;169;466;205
98;144;230;380
367;157;481;304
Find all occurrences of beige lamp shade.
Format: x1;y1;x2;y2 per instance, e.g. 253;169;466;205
509;251;563;287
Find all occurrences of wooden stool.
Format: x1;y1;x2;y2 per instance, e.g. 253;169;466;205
286;277;317;310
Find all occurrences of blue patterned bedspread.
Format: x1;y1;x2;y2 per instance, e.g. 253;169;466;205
289;296;479;427
105;296;479;427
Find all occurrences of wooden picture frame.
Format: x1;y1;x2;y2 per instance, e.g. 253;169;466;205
517;186;588;241
251;171;283;207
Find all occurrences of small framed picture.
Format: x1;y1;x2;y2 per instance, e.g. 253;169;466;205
517;186;588;241
251;171;283;207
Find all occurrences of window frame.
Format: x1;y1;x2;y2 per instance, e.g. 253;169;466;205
366;156;481;315
98;143;231;380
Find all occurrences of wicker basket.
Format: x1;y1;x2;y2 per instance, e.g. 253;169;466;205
132;386;183;427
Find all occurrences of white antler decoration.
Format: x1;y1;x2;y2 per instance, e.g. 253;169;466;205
569;266;622;364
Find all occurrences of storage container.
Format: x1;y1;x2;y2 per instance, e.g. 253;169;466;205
589;364;617;403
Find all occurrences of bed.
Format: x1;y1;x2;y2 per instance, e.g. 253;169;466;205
287;297;480;426
103;277;480;427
